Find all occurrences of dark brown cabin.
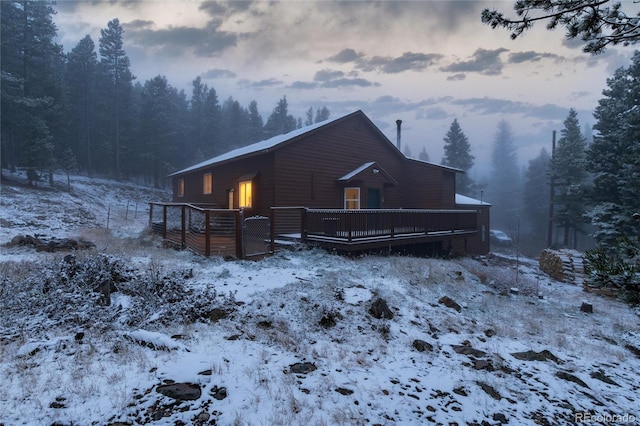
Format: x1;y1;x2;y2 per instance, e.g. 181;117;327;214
165;110;490;256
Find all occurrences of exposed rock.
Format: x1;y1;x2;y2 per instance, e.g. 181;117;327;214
320;311;342;328
625;343;640;358
438;296;462;312
493;413;509;424
211;385;227;400
156;382;201;401
589;369;620;387
452;342;487;358
289;362;317;374
335;387;354;395
580;302;593;313
511;349;561;363
484;328;496;338
556;371;590;388
412;339;433;353
476;381;501;400
49;397;67;409
472;359;494;371
205;308;229;322
452;386;467;396
369;297;394;319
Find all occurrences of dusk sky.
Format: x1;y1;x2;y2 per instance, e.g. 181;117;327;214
52;0;636;178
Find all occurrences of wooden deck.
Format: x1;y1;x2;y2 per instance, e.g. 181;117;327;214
151;203;479;258
279;208;478;253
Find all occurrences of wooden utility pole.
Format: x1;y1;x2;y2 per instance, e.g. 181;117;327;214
547;130;556;247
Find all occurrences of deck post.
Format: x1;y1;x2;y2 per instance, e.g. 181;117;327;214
390;211;395;238
181;205;186;248
301;208;308;242
205;210;211;257
162;205;167;239
236;209;244;259
270;208;275;254
348;211;353;243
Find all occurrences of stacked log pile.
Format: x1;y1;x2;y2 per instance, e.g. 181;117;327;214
539;249;585;286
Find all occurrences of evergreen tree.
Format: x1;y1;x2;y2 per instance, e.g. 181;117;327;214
305;107;314;126
66;35;98;175
188;77;208;162
138;75;182;187
523;148;551;243
418;147;430;162
587;51;640;248
441;119;475;195
59;147;78;191
489;120;520;228
220;96;249;151
202;85;221;157
98;18;135;178
0;0;62;180
552;109;588;247
314;106;330;123
264;96;296;138
247;100;264;143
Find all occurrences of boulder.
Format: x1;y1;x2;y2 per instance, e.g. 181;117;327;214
412;339;433;353
156;382;201;401
438;295;461;312
369;297;394;319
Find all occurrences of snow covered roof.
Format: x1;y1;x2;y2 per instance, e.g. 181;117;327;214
338;162;398;185
169;111;359;177
338;162;375;181
455;193;491;206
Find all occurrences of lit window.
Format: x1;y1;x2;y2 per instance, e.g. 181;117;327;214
239;180;252;207
178;178;185;197
203;173;212;194
344;187;360;209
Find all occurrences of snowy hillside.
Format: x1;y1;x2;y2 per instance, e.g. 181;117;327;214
1;173;639;426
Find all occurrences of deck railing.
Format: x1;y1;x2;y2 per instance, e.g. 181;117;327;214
303;209;477;243
150;204;478;257
149;203;242;257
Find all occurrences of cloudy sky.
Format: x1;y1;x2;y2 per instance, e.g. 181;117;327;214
52;0;636;178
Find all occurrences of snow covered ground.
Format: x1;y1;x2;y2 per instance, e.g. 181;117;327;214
1;172;639;425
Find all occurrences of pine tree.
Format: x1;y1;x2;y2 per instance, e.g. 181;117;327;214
552;109;588;247
587;51;640;248
220;96;249;151
418;147;430;162
98;18;135;178
66;35;98;175
264;96;297;138
314;106;330;123
489;120;520;228
138;76;183;187
0;0;62;180
441;119;475;195
202;86;221;157
523;148;550;243
247;101;264;143
305;107;314;126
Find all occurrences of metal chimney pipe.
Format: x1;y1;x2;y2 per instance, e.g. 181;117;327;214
395;119;402;150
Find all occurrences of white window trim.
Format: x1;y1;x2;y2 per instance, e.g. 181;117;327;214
344;187;360;209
